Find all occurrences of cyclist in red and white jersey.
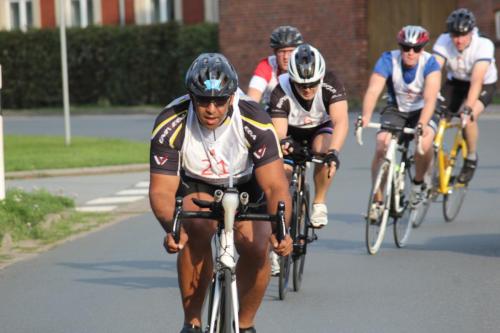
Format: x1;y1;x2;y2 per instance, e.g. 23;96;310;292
247;25;304;104
432;8;497;183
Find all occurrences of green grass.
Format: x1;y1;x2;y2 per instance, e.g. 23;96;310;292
5;135;149;172
0;188;108;243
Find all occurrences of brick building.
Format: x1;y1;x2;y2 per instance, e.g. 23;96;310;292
220;0;500;99
0;0;219;31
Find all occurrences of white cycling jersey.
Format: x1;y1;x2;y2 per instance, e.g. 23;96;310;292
278;74;330;128
181;92;253;185
391;50;432;112
433;28;497;84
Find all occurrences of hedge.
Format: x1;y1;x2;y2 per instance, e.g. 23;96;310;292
0;22;218;109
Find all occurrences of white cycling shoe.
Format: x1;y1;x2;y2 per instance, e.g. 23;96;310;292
310;203;328;228
270;251;280;276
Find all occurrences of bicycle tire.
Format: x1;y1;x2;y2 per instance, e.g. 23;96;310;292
411;155;436;228
393;163;412;248
366;160;391;255
293;185;309;292
219;268;234;333
443;144;468;222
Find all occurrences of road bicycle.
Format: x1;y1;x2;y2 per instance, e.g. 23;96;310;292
278;143;323;300
172;178;286;333
356;117;422;254
411;104;468;227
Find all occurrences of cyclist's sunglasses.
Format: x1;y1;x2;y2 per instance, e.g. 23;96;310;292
400;44;424;53
194;95;230;107
295;81;321;90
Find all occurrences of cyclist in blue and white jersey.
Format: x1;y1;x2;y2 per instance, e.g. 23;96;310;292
360;26;441;212
433;8;497;184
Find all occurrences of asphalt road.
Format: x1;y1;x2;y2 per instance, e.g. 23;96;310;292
1;114;500;332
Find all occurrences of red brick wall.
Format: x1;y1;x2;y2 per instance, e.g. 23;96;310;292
219;0;369;99
125;0;135;24
183;0;205;25
102;0;119;25
40;0;56;28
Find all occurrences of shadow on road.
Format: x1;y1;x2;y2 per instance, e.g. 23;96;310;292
412;234;500;258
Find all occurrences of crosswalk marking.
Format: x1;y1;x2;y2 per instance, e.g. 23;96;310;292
116;189;149;195
135;181;150;188
76;206;118;212
87;196;145;205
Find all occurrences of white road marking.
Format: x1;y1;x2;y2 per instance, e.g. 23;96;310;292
76;205;117;212
135;181;150;188
87;196;145;205
116;189;149;195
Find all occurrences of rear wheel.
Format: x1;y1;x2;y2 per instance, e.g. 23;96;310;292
293;185;309;292
366;161;392;255
443;144;468;222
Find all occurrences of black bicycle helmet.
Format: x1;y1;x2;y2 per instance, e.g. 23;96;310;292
185;53;238;97
447;8;476;34
269;25;304;49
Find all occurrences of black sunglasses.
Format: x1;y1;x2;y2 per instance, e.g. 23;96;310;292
195;96;230;107
295;81;321;90
400;44;424;53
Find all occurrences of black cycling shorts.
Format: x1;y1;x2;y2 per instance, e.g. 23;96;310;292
287;121;333;148
379;106;438;136
176;174;265;209
442;78;496;113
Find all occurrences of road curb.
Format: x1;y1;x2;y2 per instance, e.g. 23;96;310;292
6;163;149;180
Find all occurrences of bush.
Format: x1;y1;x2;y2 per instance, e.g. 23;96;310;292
0;23;218;108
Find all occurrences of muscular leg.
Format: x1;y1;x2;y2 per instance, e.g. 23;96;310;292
413;127;435;182
235;221;272;329
311;133;334;204
463;100;485;156
178;192;217;327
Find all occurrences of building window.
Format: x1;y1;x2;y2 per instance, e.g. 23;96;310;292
9;0;33;31
151;0;174;23
496;11;500;40
70;0;94;27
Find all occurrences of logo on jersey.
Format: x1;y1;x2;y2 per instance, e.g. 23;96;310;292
253;145;267;159
323;83;337;95
154;155;168;166
204;79;222;91
244;125;257;141
159;115;185;144
276;95;289;109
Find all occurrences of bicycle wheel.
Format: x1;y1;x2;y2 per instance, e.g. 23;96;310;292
278;254;291;300
393;164;412;248
411;160;435;229
219;268;234;333
443;144;468;222
366;160;391;255
293;184;309;292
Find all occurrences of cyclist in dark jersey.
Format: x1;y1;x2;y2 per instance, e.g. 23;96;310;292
268;44;349;228
149;53;292;333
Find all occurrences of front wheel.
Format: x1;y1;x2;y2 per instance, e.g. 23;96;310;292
221;269;235;333
278;254;291;300
366;160;391;255
393;163;413;248
443;144;468;222
293;185;310;292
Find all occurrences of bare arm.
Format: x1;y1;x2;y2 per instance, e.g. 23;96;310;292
465;61;489;115
247;87;263;103
254;159;292;228
149;173;180;234
271;117;289;139
434;54;446;70
419;70;441;125
361;73;386;125
328;100;349;152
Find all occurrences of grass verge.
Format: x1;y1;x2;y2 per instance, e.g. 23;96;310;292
5;135;148;172
0;189;110;264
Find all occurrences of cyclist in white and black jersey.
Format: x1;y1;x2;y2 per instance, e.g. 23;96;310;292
433;8;497;183
268;44;349;228
360;26;441;210
149;53;292;333
247;26;304;104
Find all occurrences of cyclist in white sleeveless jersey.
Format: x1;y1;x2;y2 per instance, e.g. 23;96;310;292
149;53;292;333
432;8;497;183
360;26;441;216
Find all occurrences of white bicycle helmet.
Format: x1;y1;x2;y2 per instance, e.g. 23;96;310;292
288;44;326;84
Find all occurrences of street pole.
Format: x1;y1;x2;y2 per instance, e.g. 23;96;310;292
0;65;5;200
119;0;125;26
59;0;71;146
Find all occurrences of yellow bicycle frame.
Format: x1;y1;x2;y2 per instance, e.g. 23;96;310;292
433;117;468;195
